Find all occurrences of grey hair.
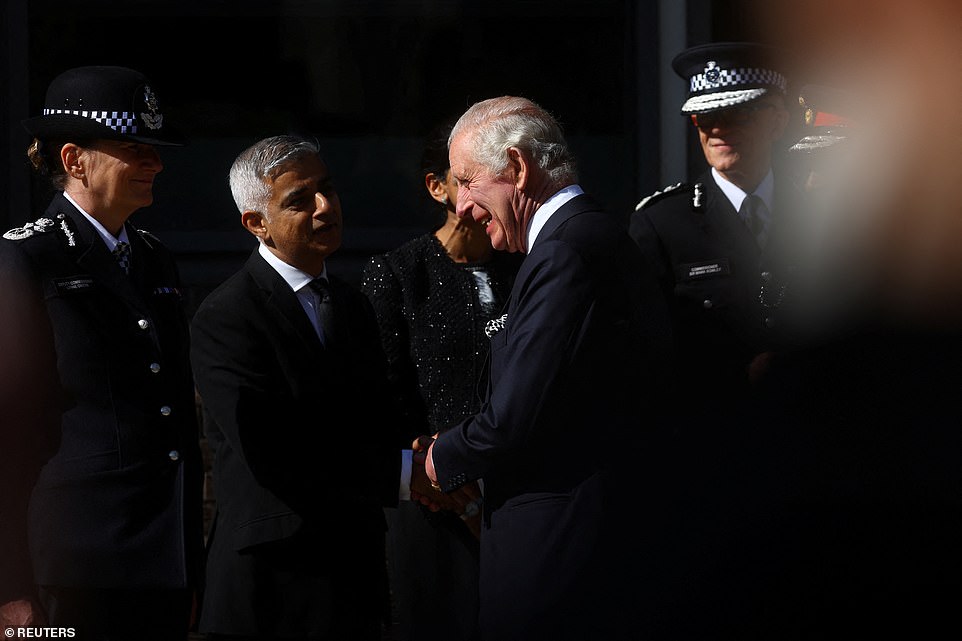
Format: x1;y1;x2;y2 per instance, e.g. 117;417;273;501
228;135;322;218
449;96;577;186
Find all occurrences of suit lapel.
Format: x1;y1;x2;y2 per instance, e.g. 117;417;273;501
245;250;326;356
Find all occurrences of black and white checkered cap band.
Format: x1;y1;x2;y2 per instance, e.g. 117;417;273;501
690;67;786;94
43;108;138;134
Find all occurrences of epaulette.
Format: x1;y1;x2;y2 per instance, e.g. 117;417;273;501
4;216;59;241
634;182;687;211
4;213;79;247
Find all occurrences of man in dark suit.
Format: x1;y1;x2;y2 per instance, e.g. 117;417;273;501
0;66;203;640
421;96;673;641
190;135;401;641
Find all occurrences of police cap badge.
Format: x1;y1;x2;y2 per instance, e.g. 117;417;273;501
22;66;185;146
672;42;789;115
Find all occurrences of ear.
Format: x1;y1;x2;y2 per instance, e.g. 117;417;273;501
241;210;269;241
425;172;448;205
61;143;84;179
506;147;529;190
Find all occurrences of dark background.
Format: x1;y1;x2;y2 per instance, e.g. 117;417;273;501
2;0;768;313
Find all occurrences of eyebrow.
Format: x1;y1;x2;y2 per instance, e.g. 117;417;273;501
280;186;313;208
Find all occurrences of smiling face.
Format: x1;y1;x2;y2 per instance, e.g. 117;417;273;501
244;154;342;276
63;139;163;229
448;130;524;253
694;95;789;191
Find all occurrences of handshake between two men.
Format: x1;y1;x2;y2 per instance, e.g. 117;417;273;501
410;434;483;540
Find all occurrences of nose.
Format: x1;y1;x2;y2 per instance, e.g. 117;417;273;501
455;197;471;219
315;191;331;213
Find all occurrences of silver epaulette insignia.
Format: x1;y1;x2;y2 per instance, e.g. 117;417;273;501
4;217;56;240
635;182;683;211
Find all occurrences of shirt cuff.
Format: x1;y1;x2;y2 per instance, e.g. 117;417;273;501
399;449;412;501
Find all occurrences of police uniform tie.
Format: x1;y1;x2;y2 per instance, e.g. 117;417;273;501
739;194;768;247
112;241;131;274
308;277;335;346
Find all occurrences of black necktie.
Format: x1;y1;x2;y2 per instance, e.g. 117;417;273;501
308;277;335;346
739;194;768;246
113;241;131;274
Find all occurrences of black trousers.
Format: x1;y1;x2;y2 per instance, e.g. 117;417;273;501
39;586;193;641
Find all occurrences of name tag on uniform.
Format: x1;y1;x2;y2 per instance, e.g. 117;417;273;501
679;258;730;280
53;276;95;293
153;286;182;297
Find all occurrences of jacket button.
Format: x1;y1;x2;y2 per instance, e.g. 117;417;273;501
168;450;180;461
149;362;161;374
703;299;713;309
138;319;150;330
160;405;172;416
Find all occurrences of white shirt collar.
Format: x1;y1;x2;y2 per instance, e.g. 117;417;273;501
257;241;327;292
711;167;775;214
526;184;584;252
63;191;130;250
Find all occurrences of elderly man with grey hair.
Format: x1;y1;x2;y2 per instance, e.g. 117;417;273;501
420;96;673;640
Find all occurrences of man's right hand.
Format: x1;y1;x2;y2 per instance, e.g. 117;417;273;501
411;434;482;515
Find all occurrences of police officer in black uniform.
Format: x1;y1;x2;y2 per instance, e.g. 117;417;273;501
0;66;203;641
629;41;800;398
627;43;811;639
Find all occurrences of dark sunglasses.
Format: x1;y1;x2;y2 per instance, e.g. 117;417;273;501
691;102;777;129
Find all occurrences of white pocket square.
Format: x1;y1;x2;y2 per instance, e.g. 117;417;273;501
484;313;508;339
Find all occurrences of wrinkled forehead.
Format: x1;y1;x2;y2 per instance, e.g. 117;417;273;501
448;133;480;177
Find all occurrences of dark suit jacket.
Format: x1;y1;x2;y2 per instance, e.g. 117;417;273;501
0;193;203;597
431;192;673;641
190;248;399;637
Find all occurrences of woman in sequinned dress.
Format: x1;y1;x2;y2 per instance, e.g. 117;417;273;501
360;122;522;641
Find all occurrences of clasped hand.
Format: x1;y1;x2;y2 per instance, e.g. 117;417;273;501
409;434;482;516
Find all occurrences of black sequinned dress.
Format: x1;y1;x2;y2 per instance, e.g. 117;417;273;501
361;232;521;436
360;231;521;641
